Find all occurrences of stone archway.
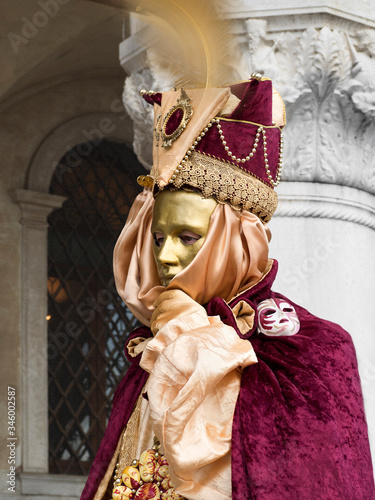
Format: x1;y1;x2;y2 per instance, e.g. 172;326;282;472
27;110;134;192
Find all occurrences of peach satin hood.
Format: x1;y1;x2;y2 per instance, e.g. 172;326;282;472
113;189;270;326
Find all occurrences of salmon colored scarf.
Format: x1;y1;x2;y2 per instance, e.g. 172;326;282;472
114;189;270;326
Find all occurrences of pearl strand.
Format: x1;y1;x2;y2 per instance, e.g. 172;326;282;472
216;118;284;187
216;118;262;164
262;128;283;187
267;130;284;187
139;89;157;96
168;116;284;187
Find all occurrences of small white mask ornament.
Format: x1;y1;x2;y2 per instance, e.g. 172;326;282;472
257;298;300;336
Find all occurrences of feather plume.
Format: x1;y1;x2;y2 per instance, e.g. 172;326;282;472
123;0;241;89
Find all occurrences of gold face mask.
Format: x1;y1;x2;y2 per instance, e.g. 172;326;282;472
151;190;217;286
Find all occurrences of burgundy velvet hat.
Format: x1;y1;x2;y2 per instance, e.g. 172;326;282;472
138;74;286;223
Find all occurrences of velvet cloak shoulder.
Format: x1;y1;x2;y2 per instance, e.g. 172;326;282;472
81;262;374;500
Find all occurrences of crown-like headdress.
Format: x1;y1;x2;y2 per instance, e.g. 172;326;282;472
138;74;285;223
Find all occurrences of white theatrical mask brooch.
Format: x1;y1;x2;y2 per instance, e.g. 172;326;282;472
257;298;300;336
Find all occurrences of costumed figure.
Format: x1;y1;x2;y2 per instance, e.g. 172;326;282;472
80;3;374;496
80;72;375;499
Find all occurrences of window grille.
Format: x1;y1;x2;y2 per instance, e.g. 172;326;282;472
47;140;146;475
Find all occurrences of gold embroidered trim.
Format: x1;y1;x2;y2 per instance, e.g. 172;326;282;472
114;393;144;487
93;429;124;500
171;151;278;223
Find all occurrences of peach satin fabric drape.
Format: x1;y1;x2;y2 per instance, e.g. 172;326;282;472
140;311;257;500
114;189;270;326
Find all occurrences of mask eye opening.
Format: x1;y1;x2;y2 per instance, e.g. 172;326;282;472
179;230;202;246
153;232;164;247
264;309;276;316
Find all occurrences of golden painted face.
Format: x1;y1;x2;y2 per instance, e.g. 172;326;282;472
151;190;217;286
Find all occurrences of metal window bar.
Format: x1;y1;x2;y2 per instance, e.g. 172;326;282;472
48;140;146;475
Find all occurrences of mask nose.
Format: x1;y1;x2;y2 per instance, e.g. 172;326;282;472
157;237;179;267
275;308;289;325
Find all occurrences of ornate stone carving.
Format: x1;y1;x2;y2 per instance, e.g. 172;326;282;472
122;68;155;170
239;22;375;194
239;18;282;82
122;19;375;194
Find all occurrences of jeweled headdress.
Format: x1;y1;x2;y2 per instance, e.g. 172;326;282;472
123;0;285;222
138;75;285;223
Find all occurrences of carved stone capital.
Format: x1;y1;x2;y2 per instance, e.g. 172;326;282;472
122;68;154;170
120;10;375;196
121;48;175;170
238;21;375;195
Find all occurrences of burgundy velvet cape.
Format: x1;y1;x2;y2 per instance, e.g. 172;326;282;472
81;261;374;500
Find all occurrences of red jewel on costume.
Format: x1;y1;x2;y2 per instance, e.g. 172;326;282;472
257;298;300;336
160;88;193;148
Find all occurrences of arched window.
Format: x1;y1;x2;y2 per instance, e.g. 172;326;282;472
47;140;146;475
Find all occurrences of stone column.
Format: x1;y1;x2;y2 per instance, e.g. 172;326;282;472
12;189;66;473
236;12;375;453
